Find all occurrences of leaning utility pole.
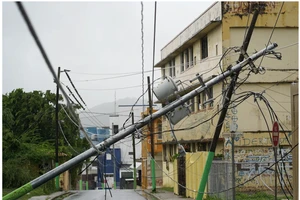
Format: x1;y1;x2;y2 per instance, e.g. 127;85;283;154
4;43;277;200
196;7;260;200
131;112;137;189
147;76;156;192
55;66;61;190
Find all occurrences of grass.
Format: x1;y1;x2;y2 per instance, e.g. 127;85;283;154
3;187;57;200
204;191;291;200
161;187;174;192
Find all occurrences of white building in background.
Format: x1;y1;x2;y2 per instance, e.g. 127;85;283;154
109;106;143;165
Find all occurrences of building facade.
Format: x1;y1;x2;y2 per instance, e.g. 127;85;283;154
141;108;163;189
154;1;298;194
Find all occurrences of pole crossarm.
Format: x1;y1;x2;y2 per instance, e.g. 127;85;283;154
3;43;278;200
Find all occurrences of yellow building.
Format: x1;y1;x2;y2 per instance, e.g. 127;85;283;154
141;108;163;189
154;1;298;196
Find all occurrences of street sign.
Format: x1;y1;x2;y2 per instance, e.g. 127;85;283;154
272;121;279;147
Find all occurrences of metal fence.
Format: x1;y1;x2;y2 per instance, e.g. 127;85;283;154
208;161;232;200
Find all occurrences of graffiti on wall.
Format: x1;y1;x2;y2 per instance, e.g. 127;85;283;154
225;135;292;147
235;158;292;190
223;2;278;15
224;137;293;190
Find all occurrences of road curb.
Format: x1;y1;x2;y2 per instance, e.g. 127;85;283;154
142;190;162;200
48;191;70;200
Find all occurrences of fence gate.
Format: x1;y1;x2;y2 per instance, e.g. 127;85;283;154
177;156;186;196
208;161;232;200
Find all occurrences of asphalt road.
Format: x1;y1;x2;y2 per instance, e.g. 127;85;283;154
64;190;157;200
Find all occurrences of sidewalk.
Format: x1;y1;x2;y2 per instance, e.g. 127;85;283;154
28;191;69;200
29;189;192;200
142;188;193;200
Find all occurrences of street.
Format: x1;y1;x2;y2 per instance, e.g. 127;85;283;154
63;190;157;200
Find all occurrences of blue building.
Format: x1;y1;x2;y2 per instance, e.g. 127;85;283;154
97;148;121;189
80;127;110;145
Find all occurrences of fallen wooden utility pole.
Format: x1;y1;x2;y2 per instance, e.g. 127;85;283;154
3;43;278;200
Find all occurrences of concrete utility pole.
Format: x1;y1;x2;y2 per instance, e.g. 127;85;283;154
4;43;278;200
196;8;260;200
131;112;137;189
112;123;117;189
55;66;61;190
85;160;89;190
147;76;156;192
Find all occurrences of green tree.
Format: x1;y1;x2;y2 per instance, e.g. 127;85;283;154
2;89;89;189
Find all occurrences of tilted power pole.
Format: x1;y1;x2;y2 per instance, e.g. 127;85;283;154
196;7;260;200
4;43;278;200
55;66;61;190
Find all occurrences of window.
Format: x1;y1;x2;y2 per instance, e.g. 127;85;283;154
180;46;194;72
197;86;214;110
216;44;218;56
169;144;174;156
172;59;176;77
208;87;213;107
157;121;162;139
163;144;167;161
197;94;201;111
129;152;134;155
190;98;195;113
162;67;166;78
168;58;176;77
185;49;189;68
201;36;208;59
169;61;172;77
202;92;207;109
189;47;194;67
180;52;184;72
197;143;206;151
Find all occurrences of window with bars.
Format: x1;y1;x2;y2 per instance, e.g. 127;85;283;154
180;46;194;72
157;121;162;139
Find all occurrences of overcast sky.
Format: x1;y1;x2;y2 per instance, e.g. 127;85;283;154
3;1;213;108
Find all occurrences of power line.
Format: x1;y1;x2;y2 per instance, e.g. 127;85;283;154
254;96;291;198
69;69;155;76
141;1;145;113
258;2;284;68
60;104;79;127
15;1;102;162
64;71;87;106
75;84;147;91
151;1;157;105
58;121;80;155
65;85;85;110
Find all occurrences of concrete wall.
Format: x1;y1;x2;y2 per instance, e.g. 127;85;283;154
291;83;298;199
